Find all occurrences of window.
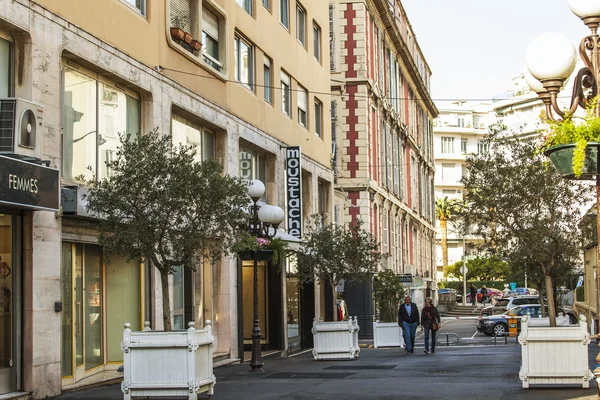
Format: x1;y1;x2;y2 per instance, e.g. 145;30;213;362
262;0;270;10
441;163;455;182
329;4;335;71
123;0;145;15
281;71;291;116
202;7;223;71
318;181;327;225
441;137;454;154
477;139;489;154
461;138;467;155
315;99;323;137
296;4;306;46
313;23;321;62
0;36;12;97
263;56;272;104
297;86;307;127
239;145;267;188
63;66;141;182
457;117;464;128
236;0;252;15
280;0;289;29
234;35;254;91
171;113;215;162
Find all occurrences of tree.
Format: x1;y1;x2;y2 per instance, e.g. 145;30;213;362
459;127;592;326
373;269;405;322
85;130;248;331
445;256;509;282
296;218;385;321
436;196;459;269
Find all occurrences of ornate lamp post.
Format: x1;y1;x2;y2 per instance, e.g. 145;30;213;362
524;0;600;387
244;180;284;372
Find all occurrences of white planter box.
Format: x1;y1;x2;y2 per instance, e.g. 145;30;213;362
312;317;360;360
519;315;591;388
373;321;404;348
121;321;216;399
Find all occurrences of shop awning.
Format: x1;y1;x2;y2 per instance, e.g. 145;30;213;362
274;229;303;251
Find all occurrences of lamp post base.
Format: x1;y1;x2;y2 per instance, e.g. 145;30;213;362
249;328;264;372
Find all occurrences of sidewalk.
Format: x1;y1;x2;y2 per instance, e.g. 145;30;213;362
52;343;598;400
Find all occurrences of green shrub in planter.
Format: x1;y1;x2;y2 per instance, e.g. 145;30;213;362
374;269;405;322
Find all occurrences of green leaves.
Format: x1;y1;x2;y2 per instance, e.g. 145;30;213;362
445;256;508;282
296;217;384;288
374;269;405;322
85;129;249;273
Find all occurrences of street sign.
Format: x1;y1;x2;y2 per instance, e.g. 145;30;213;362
510;282;517;290
399;274;413;283
460;266;468;275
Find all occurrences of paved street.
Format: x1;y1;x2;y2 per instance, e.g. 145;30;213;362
54;339;598;400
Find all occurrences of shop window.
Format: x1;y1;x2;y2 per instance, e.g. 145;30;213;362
0;36;12;97
171;113;215;162
0;216;13;377
279;0;289;29
296;4;306;46
234;34;254;91
173;265;185;330
314;98;322;137
239;145;267;193
281;71;291;117
236;0;252;15
286;255;300;339
297;85;307;127
263;56;272;104
122;0;146;16
62;65;141;183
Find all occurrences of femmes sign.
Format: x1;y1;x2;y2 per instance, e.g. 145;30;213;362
0;155;59;211
286;147;302;239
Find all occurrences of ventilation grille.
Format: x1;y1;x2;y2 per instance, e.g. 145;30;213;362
0;99;16;153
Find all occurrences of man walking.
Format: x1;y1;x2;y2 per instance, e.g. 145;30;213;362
398;295;419;354
470;284;477;307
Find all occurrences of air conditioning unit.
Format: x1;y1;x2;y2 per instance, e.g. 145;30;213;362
0;98;44;158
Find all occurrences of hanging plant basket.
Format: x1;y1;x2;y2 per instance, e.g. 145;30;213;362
238;249;273;261
544;142;600;180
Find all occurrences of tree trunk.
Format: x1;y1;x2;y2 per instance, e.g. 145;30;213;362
331;284;338;322
536;282;546;317
160;269;173;331
440;218;448;268
544;274;557;327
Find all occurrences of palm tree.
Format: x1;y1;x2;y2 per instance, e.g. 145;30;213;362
436;197;458;270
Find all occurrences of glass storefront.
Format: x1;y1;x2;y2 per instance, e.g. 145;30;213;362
242;261;268;344
0;215;16;394
286;256;300;340
61;242;143;383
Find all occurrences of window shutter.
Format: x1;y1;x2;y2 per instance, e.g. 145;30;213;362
202;7;219;40
298;89;307;111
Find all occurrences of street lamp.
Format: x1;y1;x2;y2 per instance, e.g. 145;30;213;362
245;180;284;372
524;0;600;372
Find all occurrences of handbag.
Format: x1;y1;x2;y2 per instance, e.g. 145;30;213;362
432;321;440;331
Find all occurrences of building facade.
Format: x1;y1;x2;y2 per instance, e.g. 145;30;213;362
330;0;438;329
0;0;334;398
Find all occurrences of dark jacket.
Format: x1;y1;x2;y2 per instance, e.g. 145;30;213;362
398;302;420;325
421;305;440;329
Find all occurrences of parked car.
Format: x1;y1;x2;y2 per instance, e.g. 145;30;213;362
477;304;575;336
438;288;462;302
509;287;539;296
466;287;503;303
479;298;511;317
480;296;541;317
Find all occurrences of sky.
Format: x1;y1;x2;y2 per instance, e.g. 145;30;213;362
401;0;589;105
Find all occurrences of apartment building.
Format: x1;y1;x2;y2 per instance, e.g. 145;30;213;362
330;0;438;331
0;0;333;397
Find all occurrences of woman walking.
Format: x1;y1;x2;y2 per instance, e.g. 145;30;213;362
421;297;441;354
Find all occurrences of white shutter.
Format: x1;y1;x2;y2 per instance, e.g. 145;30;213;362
281;71;290;86
202;7;219;40
297;88;307;111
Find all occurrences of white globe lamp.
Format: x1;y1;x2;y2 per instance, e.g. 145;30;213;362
272;206;285;226
247;180;266;200
525;32;577;84
524;67;545;93
258;204;276;224
568;0;600;19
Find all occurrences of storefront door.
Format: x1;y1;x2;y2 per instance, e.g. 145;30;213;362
61;243;103;383
0;215;18;395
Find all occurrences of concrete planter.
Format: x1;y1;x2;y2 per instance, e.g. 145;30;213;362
312;318;360;360
519;315;591;388
373;321;404;348
121;321;216;399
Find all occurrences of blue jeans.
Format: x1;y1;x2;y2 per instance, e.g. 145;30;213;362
402;321;418;352
424;328;437;352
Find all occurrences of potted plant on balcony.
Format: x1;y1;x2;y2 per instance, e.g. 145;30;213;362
540;99;600;179
297;217;384;360
373;269;405;348
170;15;188;42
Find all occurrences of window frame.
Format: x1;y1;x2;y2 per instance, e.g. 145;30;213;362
313;22;321;62
296;3;306;46
171;112;216;162
314;98;323;137
262;0;270;10
263;56;272;104
280;0;289;30
239;144;267;200
297;85;308;127
235;0;253;16
0;34;14;98
441;137;454;154
281;71;291;117
201;5;224;73
121;0;146;16
234;34;255;92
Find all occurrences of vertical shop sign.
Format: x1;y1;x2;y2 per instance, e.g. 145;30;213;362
285;146;302;239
